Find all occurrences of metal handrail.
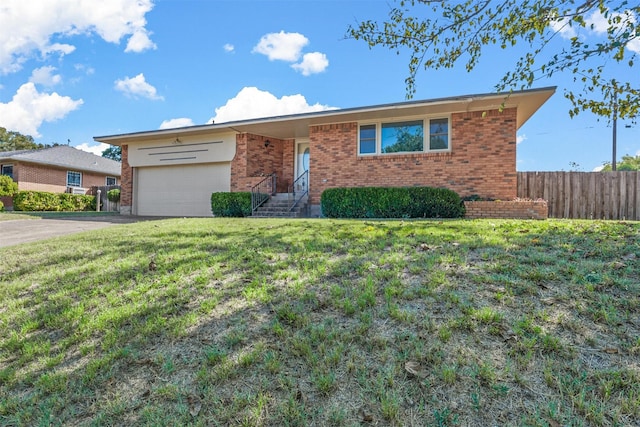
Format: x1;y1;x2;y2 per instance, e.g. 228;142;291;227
251;173;276;212
288;170;309;211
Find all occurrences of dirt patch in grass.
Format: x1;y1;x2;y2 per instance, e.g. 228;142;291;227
0;218;638;425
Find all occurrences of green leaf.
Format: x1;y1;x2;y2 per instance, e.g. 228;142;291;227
347;0;640;121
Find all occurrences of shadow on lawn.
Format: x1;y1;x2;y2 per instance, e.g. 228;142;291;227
1;218;639;425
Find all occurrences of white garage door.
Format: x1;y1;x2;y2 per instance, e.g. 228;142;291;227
136;163;230;217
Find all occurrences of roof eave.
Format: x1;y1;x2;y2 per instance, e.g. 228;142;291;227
94;86;557;144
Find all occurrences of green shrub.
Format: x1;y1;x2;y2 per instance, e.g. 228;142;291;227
405;187;466;218
210;192;252;217
13;191;96;212
0;175;18;197
107;188;121;203
0;200;4;212
321;187;465;219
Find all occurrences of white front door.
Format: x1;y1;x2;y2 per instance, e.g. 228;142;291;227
295;142;310;193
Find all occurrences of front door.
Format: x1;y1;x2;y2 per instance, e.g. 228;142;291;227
295;142;310;193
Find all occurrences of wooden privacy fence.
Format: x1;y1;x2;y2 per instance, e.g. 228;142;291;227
517;172;640;220
89;185;121;212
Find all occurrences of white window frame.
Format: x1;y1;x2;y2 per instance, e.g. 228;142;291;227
67;171;82;187
358;115;451;156
106;176;117;186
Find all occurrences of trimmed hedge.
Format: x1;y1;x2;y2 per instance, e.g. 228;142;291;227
13;191;96;212
321;187;465;219
210;192;252;217
0;200;3;212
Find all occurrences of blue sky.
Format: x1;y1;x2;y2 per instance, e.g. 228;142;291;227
0;0;637;171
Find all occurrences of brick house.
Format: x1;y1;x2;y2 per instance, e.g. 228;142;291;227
0;145;121;209
94;87;555;217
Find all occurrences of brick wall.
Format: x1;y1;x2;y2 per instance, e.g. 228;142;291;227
231;133;256;192
16;163;66;193
120;145;133;214
464;200;548;219
116;106;519;216
281;139;295;191
231;133;293;193
14;162;114;194
308;108;518;206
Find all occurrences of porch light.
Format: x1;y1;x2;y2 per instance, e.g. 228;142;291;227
264;139;271;148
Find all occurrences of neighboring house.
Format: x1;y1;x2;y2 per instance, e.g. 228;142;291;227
94;87;555;217
0;145;121;208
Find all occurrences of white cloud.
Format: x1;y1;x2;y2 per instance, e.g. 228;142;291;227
74;64;95;75
0;82;83;137
114;73;163;100
292;52;329;76
29;66;62;86
159;118;195;129
223;43;235;53
252;31;329;76
552;8;640;54
586;10;611;34
209;86;337;124
125;29;157;53
252;31;308;62
593;165;605;172
75;142;109;156
550;17;577;39
587;9;639;53
516;134;527;144
0;0;155;74
628;38;640;54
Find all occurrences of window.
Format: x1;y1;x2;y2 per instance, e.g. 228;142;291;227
359;124;377;154
358;117;449;155
429;118;449;150
106;176;117;186
67;171;82;187
1;164;13;180
382;120;423;153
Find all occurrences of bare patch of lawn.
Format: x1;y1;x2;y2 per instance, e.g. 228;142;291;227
0;218;638;426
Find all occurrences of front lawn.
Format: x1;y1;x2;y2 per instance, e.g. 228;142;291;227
1;211;120;220
0;218;638;426
0;212;38;221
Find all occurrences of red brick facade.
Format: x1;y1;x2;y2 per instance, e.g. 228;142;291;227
120;145;133;211
118;106;523;216
230;133;294;193
8;162;116;193
303;108;518;205
464;200;548;219
1;161;118;210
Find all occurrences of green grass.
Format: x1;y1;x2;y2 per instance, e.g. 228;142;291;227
0;218;639;426
1;210;120;219
0;212;38;221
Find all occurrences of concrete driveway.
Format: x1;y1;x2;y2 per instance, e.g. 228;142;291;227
0;215;157;248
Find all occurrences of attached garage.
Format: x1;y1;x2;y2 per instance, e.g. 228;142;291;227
96;132;238;217
135;163;230;217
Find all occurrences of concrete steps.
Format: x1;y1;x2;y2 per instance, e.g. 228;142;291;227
252;193;309;218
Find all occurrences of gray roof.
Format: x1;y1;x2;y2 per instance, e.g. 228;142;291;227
0;145;121;176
